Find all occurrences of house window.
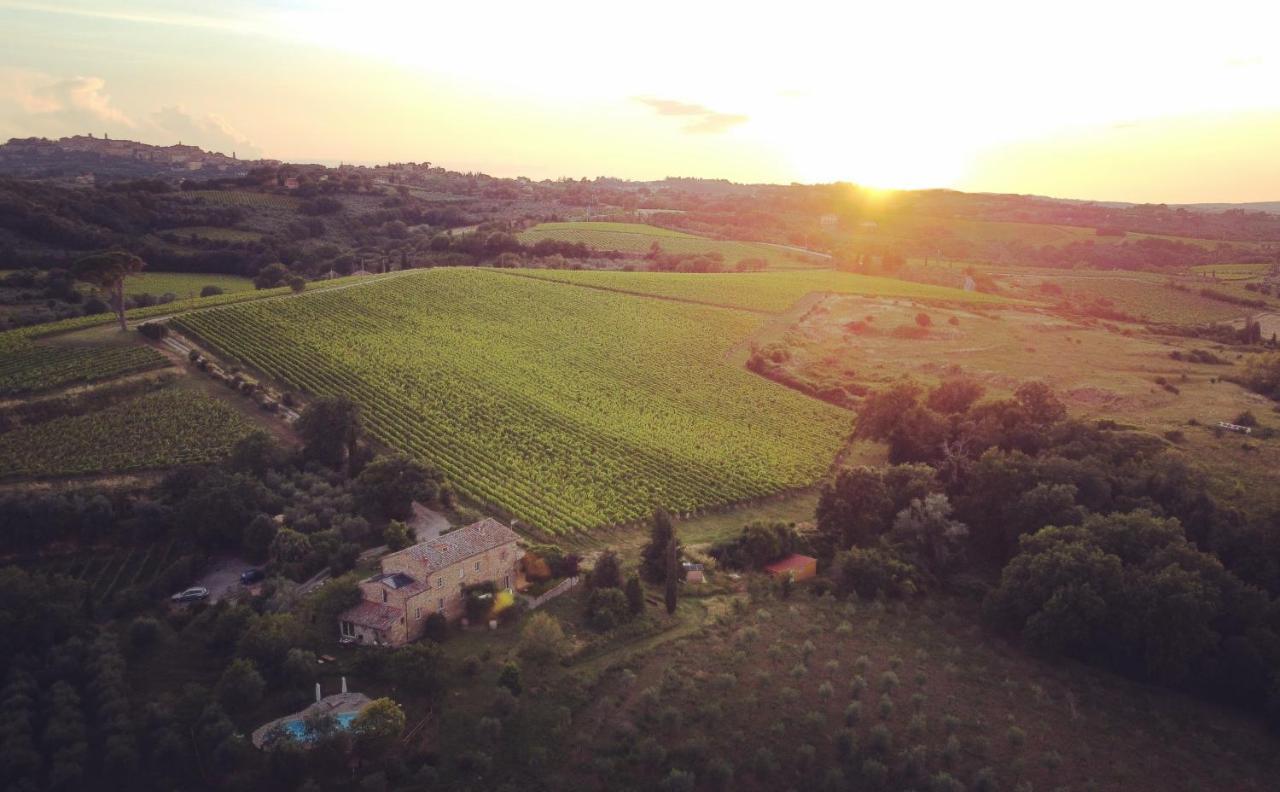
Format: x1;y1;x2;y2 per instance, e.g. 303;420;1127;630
340;621;355;637
415;608;421;620
436;577;444;588
458;568;464;579
474;561;481;572
382;589;387;603
500;549;507;561
438;598;444;610
503;575;510;589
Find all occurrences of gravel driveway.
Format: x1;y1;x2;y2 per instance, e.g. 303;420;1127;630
192;555;252;603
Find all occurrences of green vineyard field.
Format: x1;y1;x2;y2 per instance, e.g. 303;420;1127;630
0;383;256;478
0;342;167;397
175;268;850;534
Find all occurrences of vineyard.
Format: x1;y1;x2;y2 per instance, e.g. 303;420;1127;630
0;342;167;397
37;539;177;600
174;268;850;534
185;190;301;209
0;383;256;478
514;268;1014;314
518;221;826;269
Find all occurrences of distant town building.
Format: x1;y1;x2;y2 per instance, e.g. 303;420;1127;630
818;213;839;228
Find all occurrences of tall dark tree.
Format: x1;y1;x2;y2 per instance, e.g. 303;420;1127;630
664;536;679;615
73;251;145;331
641;508;676;584
624;574;645;616
353;454;442;520
296;396;362;473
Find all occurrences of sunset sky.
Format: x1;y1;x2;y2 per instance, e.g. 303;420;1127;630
1;0;1277;203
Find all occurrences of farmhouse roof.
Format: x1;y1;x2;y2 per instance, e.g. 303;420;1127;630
763;554;817;575
387;518;519;575
340;601;402;631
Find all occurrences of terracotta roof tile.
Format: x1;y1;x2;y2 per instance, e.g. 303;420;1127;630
339;601;402;631
387;518;519;576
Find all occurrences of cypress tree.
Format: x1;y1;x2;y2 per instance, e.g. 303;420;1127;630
664;536;679;615
641;508;676;584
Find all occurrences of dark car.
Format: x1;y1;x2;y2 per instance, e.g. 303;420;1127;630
240;568;265;585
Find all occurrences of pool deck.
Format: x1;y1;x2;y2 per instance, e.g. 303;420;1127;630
251;692;372;748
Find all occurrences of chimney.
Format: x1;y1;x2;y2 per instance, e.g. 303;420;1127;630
341;676;348;694
315;682;322;703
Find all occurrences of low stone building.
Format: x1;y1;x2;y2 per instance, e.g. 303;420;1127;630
338;518;521;646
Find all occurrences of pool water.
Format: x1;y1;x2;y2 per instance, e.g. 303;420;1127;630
281;710;358;741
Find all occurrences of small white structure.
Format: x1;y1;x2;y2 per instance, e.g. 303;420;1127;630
1218;421;1253;435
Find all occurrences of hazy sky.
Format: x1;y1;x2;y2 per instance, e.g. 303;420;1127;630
1;0;1278;202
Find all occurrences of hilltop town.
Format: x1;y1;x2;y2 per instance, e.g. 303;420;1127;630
0;133;268;182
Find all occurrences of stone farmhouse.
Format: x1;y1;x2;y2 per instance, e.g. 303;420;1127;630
338;518;521;646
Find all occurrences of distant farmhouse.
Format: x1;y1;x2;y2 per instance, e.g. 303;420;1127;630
338;518;521;646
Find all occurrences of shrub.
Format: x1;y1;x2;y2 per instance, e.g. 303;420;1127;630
1007;725;1026;748
908;713;927;737
818;681;835;699
868;724;893;755
497;661;521;696
845;701;862;726
942;734;961;766
881;671;900;691
973;767;999;792
861;758;889;787
879;693;894;720
518;612;566;665
383;521;411;551
200;285;224;297
138;322;167;340
916;312;933;327
851;674;868;698
129;616;160;648
586;588;631;631
931;771;965;792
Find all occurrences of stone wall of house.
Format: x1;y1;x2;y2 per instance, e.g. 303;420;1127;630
384;541;519;628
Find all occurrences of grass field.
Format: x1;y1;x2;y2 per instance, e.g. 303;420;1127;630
0;381;255;478
513;269;1015;314
117;271;254;298
519;222;827;270
964;265;1272;324
174;268;851;534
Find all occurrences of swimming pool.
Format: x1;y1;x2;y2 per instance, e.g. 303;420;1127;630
281;710;358;741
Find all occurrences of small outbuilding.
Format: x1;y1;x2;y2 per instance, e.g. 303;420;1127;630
764;554;817;582
682;562;705;584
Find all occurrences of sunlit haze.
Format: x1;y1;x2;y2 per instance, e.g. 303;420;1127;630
2;0;1278;201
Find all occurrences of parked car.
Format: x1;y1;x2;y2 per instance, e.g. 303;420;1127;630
171;587;209;603
240;568;265;585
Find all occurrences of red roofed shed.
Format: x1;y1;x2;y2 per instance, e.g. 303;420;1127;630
764;554;817;581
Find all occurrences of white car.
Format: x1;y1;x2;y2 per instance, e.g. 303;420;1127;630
171;587;210;603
